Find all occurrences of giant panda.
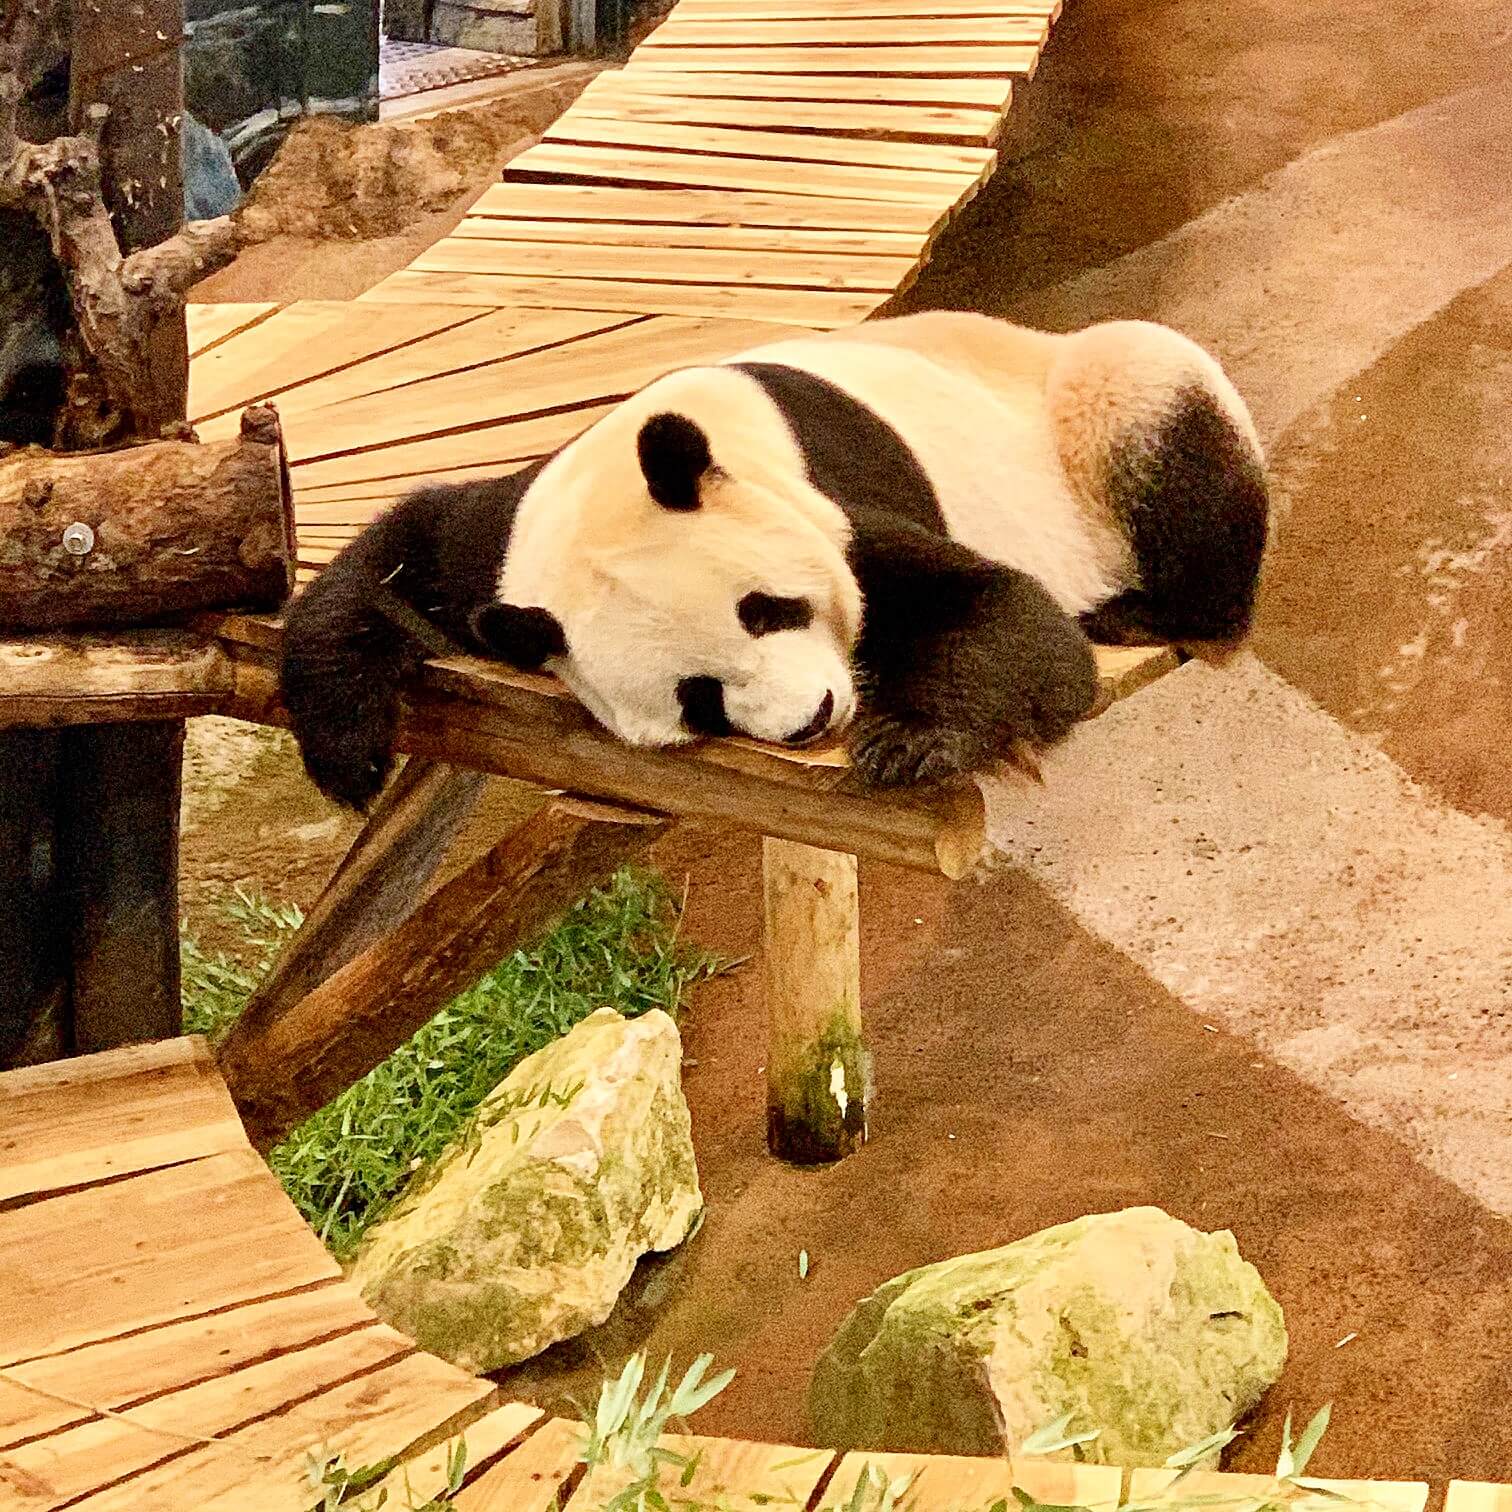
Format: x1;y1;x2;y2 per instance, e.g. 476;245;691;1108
281;311;1268;811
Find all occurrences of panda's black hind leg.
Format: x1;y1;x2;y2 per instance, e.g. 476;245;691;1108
1087;385;1268;648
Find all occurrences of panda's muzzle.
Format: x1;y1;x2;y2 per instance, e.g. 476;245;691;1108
676;677;835;747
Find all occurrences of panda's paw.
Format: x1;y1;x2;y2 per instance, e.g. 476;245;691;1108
848;716;994;789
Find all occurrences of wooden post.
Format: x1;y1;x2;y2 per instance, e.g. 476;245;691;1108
217;796;670;1150
238;759;487;1027
763;837;870;1164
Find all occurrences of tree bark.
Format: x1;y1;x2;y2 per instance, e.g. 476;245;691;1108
0;405;294;629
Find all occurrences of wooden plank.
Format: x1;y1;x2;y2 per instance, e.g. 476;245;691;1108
359;270;887;326
289;404;620;494
676;0;1056;15
545;113;997;174
1090;644;1182;712
0;1149;341;1367
217;798;670;1151
68;1350;496;1512
281;315;817;462
505;139;979;204
188;301;493;427
580;67;1014;107
0;1326;413;1508
468;179;946;232
568;1434;833;1512
0;633;233;729
828;1452;1121;1510
3;1288;379;1448
1446;1487;1512;1512
452;217;926;254
571;87;1003;143
363;1404;543;1510
649;15;1047;43
186;305;282;359
1128;1471;1428;1512
623;43;1043;76
194;308;638;444
410;236;916;290
0;1037;243;1204
453;1417;585;1512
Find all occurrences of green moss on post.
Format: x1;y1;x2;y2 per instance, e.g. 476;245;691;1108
762;837;869;1164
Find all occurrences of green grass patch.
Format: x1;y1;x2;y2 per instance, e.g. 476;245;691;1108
182;869;726;1262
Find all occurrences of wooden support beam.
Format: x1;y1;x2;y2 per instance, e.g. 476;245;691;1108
762;837;868;1163
238;758;487;1027
217;796;670;1150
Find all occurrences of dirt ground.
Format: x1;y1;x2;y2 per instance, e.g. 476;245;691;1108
181;0;1512;1481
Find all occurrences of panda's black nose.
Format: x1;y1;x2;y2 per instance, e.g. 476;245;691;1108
783;690;835;746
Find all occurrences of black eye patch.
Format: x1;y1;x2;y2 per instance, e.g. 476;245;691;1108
737;591;814;637
676;676;732;737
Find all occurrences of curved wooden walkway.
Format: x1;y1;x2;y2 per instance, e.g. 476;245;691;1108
185;0;1062;574
0;1039;1457;1511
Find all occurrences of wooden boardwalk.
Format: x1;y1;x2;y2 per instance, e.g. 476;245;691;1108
0;1039;1497;1509
185;0;1061;573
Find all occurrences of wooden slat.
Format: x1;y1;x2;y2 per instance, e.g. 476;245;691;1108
571;86;1004;143
453;216;927;254
361;271;887;325
568;1434;834;1512
0;633;233;729
281;314;814;463
1128;1470;1429;1512
649;15;1047;43
623;43;1043;75
195;308;637;442
545;113;997;175
188;301;493;427
360;1403;543;1509
579;67;1014;107
504;139;980;204
0;1325;414;1508
675;0;1056;15
0;1149;340;1367
1446;1487;1512;1512
827;1451;1122;1510
453;1417;585;1512
186;303;282;358
467;179;946;232
410;235;916;290
0;1037;243;1203
1;1288;378;1450
69;1351;497;1512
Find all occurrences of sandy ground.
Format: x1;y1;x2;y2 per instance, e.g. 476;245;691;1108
181;0;1512;1478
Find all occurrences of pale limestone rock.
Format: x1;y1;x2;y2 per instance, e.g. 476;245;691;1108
349;1007;701;1372
811;1207;1286;1466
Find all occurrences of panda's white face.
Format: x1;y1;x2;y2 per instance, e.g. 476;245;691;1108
493;375;863;751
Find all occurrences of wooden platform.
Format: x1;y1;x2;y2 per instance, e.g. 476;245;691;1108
0;1040;1493;1510
185;0;1064;572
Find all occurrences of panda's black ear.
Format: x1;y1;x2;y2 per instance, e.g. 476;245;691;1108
638;412;711;511
469;602;567;670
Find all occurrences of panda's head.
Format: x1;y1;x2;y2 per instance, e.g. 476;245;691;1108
477;370;863;750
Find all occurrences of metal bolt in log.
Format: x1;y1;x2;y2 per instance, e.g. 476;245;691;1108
0;406;294;630
764;837;870;1164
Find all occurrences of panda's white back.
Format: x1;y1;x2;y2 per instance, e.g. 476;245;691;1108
727;314;1132;616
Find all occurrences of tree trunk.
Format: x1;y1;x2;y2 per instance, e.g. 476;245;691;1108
0;405;294;629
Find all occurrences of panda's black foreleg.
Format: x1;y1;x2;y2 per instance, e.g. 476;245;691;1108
846;512;1098;789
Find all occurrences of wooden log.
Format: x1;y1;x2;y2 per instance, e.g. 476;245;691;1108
238;758;488;1028
762;837;868;1163
0;406;294;630
221;649;990;879
58;721;185;1054
217;796;670;1150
